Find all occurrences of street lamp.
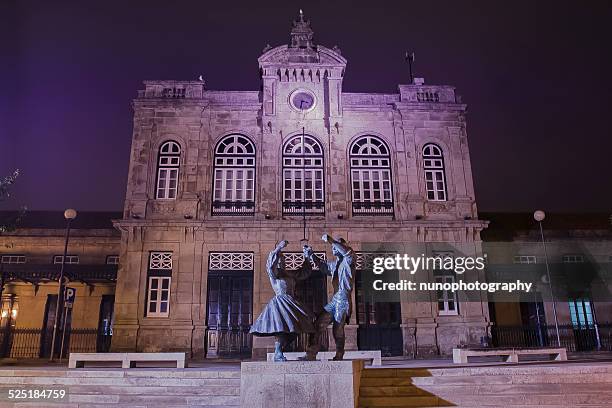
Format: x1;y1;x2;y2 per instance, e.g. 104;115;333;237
49;208;77;361
534;210;561;347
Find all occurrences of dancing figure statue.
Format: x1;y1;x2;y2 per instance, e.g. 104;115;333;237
249;240;316;361
302;234;355;361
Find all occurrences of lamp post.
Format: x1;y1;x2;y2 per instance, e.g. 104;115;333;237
534;210;561;347
49;208;77;361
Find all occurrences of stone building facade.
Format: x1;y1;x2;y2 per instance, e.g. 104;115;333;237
110;12;489;359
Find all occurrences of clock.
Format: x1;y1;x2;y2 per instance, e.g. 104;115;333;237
290;89;316;112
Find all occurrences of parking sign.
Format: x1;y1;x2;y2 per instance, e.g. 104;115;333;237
64;287;76;307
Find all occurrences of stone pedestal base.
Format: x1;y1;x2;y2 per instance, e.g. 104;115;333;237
240;360;364;408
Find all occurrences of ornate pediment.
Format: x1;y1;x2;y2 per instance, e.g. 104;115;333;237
258;11;347;69
258;45;346;67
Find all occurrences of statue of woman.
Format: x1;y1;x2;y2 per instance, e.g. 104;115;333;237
249;240;316;361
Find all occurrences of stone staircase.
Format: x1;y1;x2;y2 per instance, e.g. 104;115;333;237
358;363;612;407
0;368;240;407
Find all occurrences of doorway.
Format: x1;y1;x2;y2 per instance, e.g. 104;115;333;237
205;252;254;358
356;264;403;356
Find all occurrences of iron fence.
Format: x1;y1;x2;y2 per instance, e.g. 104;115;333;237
211;201;255;216
491;323;612;352
352;201;394;216
282;201;325;215
0;327;112;358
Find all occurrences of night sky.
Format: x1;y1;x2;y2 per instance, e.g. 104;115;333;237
1;1;611;213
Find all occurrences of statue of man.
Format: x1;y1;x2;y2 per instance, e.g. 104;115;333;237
302;234;355;361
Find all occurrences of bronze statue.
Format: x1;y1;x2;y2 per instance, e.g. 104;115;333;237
302;234;355;361
249;240;316;361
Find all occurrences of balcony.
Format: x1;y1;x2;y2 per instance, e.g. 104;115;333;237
212;201;255;216
352;201;394;216
398;84;459;104
282;201;325;215
1;264;118;284
137;81;205;99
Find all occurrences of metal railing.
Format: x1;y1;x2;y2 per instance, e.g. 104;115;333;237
491;323;612;352
352;201;394;216
282;201;325;215
211;201;255;216
2;264;118;283
0;327;112;358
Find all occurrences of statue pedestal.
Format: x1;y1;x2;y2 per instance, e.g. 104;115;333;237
240;360;364;408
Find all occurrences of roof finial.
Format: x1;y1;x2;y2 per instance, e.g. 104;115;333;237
290;9;315;50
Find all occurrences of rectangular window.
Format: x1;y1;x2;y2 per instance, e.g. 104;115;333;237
513;255;537;264
146;252;172;318
147;276;171;317
351;169;393;215
53;255;79;264
212;168;255;214
156;168;179;199
436;275;458;315
563;254;584;263
1;255;26;264
106;255;120;265
283;168;324;214
425;169;447;201
568;298;594;327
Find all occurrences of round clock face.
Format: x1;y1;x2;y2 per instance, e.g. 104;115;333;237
290;90;316;112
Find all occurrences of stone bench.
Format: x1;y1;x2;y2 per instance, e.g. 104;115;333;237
452;347;567;364
266;350;382;366
69;352;186;369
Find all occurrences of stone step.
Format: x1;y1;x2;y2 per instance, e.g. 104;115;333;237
363;405;611;408
0;376;241;387
411;373;612;386
413;383;612;396
65;385;240;396
359;395;441;407
360;377;415;387
425;392;612;406
359;385;428;397
67;393;241;405
0;369;242;408
361;368;432;378
413;364;612;377
0;404;237;408
0;369;240;379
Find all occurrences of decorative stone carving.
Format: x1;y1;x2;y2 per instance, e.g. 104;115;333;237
150;200;176;214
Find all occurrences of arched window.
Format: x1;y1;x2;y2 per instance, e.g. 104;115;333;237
155;141;181;199
423;144;447;201
349;136;393;215
212;134;256;215
282;134;324;214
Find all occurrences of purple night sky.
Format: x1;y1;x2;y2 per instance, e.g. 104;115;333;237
1;1;611;212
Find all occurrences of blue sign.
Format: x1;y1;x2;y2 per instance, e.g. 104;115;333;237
64;287;76;306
